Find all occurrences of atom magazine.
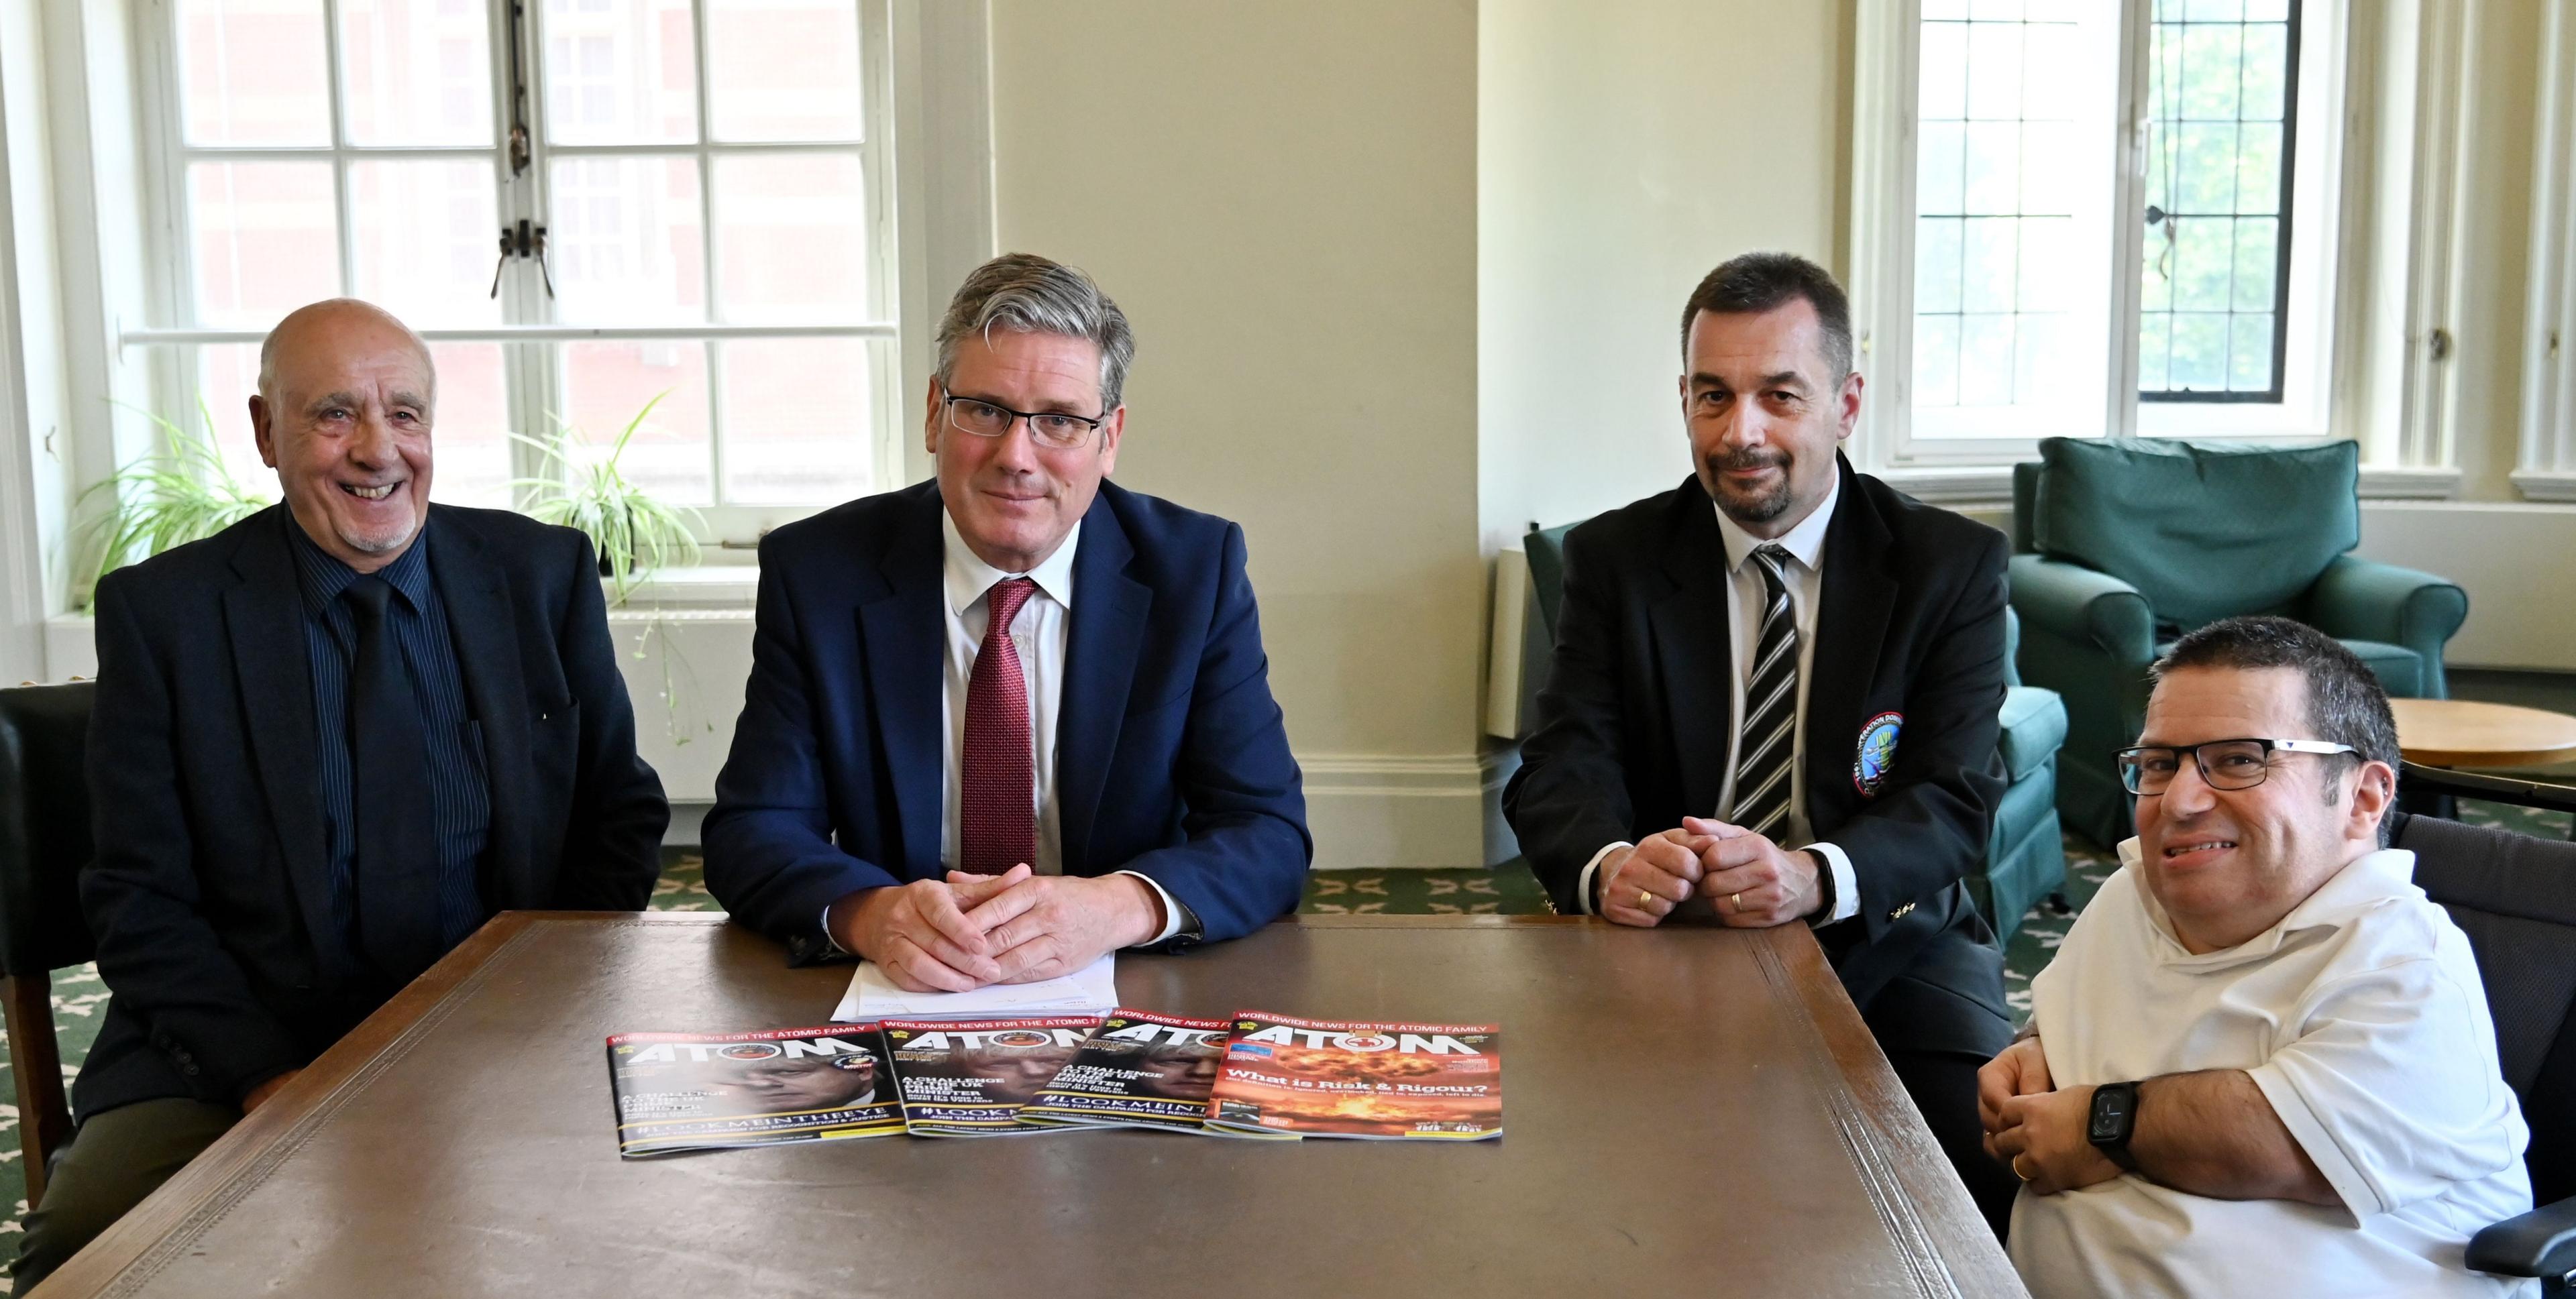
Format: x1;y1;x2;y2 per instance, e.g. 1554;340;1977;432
604;1026;904;1157
882;1015;1103;1135
1018;1009;1234;1133
1204;1011;1503;1141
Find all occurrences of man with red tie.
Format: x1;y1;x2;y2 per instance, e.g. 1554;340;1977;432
703;253;1311;985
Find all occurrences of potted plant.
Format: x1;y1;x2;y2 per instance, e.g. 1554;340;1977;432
79;398;276;607
511;392;703;606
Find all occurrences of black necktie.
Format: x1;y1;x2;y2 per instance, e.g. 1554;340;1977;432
345;577;441;980
1731;544;1799;840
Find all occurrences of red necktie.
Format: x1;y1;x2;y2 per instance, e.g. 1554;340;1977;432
959;577;1039;875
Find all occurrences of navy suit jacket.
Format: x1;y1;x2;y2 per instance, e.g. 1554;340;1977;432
78;505;669;1118
704;479;1311;963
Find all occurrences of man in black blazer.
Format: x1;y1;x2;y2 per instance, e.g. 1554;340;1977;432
1505;253;2019;1233
14;300;667;1287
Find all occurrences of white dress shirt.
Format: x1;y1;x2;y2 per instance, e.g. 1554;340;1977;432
2011;844;2534;1298
1576;472;1862;923
821;514;1182;948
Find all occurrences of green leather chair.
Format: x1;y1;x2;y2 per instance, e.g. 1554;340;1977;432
2008;437;2469;848
1519;522;2068;942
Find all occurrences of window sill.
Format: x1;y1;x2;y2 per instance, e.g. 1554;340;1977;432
1870;462;2462;506
2509;471;2576;504
605;565;760;610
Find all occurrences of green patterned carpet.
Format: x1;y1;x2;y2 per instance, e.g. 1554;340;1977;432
0;802;2563;1282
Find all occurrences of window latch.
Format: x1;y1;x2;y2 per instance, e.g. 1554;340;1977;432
488;219;556;300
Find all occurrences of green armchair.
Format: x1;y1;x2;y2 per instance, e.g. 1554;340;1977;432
1519;522;2067;942
2008;438;2469;848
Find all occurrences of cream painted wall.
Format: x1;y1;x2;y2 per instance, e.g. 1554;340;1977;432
986;1;1487;866
1478;0;1852;555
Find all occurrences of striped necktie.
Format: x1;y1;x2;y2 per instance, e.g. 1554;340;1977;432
1730;544;1798;840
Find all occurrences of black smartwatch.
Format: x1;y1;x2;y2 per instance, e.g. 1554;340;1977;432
2088;1080;2141;1172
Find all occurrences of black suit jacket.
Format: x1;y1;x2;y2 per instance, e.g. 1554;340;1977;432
76;505;668;1118
1505;457;2010;1015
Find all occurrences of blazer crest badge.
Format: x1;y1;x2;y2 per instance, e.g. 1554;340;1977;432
1853;712;1902;797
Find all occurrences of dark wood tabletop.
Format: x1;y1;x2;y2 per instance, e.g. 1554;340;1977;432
38;912;2027;1298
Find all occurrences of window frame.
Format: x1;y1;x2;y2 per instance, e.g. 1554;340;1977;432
1847;0;2367;486
123;0;917;547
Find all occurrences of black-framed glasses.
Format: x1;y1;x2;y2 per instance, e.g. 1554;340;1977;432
941;395;1107;450
2115;738;2359;796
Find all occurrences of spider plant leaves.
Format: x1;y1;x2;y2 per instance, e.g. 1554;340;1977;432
78;398;276;607
507;391;703;606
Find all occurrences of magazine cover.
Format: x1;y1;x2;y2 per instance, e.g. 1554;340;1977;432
1018;1009;1234;1133
882;1016;1102;1136
1205;1011;1503;1141
605;1026;903;1157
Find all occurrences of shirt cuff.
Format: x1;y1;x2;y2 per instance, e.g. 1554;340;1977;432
1115;870;1185;946
818;903;846;956
1799;840;1860;925
1575;842;1632;916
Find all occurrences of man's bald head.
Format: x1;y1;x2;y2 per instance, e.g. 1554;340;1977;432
257;299;436;404
249;299;439;573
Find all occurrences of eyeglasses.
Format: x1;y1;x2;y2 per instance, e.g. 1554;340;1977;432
2114;738;2359;796
941;395;1106;450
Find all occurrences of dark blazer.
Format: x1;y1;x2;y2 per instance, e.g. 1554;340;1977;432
77;505;668;1119
703;479;1311;964
1505;456;2010;1014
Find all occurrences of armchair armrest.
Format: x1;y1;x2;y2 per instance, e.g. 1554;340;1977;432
2466;1192;2576;1280
2306;555;2468;695
2007;555;2156;665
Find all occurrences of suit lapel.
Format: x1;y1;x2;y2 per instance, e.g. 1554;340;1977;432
429;511;538;906
1807;457;1896;817
223;509;352;982
856;491;947;875
1057;496;1150;874
1646;484;1734;821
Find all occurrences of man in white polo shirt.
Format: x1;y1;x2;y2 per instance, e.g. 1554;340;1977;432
1982;615;2533;1298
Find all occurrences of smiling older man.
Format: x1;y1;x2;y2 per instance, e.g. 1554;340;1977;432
1982;616;2532;1297
15;299;669;1289
703;253;1309;984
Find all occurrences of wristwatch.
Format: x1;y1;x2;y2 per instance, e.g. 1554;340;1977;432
2087;1080;2141;1172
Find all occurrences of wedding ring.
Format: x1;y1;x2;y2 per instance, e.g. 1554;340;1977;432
2012;1155;2035;1183
1639;889;1654;911
1732;892;1743;912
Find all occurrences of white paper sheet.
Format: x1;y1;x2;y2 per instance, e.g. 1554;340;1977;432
830;953;1118;1023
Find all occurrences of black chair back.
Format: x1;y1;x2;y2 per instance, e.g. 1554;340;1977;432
2394;809;2576;1207
0;680;100;1206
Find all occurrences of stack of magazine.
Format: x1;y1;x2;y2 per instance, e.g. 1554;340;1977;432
606;1008;1502;1156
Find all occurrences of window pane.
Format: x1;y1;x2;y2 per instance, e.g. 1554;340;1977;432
339;0;495;146
550;156;707;322
193;344;278;490
2140;3;2297;400
541;0;697;145
189;162;341;327
560;341;713;505
717;338;869;503
350;160;503;326
712;154;867;321
426;343;513;507
178;0;331;146
706;0;864;142
1911;3;2118;435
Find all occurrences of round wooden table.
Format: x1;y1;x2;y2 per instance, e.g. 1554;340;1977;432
2389;698;2576;769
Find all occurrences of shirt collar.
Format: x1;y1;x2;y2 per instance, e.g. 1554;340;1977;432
285;508;435;614
941;510;1079;618
2114;838;2421;968
1713;467;1839;577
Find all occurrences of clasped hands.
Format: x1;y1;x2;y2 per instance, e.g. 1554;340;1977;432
1600;815;1823;927
830;865;1164;993
1976;1035;2123;1196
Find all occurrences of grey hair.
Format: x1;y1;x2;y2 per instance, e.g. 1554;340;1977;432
934;253;1135;412
1682;251;1855;382
2151;616;2402;845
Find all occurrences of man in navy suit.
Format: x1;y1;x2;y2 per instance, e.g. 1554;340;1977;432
704;253;1310;984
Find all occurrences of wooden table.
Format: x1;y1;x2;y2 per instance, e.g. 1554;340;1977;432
2391;698;2576;769
39;913;2025;1299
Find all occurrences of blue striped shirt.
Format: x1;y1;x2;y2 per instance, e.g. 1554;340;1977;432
285;513;492;960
